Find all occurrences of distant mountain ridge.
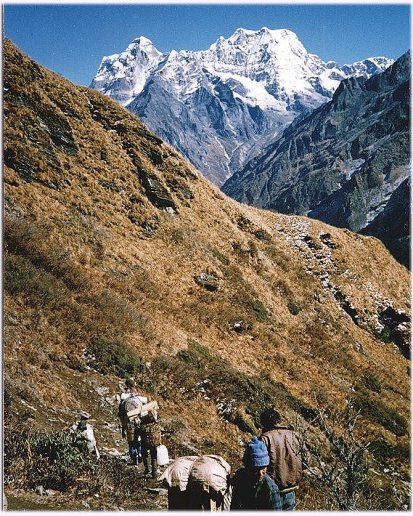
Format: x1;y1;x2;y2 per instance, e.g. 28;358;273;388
91;28;393;185
222;52;410;267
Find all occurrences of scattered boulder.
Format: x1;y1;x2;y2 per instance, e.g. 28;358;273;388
319;232;338;249
194;273;219;292
378;306;410;358
141;221;157;236
35;485;44;496
228;320;252;333
140;171;177;210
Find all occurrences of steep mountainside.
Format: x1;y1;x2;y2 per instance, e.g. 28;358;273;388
4;40;410;510
222;52;410;268
91;28;393;185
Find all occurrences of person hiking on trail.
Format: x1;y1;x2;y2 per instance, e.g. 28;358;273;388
230;436;282;511
260;408;310;511
139;408;162;479
70;411;100;460
118;378;143;466
160;454;231;511
186;455;232;511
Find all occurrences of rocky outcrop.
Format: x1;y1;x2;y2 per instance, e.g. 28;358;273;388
360;177;410;267
274;217;410;358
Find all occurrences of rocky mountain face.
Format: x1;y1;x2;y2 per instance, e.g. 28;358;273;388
91;28;393;185
222;52;410;267
4;40;410;510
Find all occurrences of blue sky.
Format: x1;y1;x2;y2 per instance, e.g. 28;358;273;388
4;3;411;86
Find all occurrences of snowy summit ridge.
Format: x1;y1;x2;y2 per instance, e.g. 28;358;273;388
91;27;394;185
92;35;164;104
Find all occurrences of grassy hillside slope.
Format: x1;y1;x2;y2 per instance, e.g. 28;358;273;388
3;39;410;510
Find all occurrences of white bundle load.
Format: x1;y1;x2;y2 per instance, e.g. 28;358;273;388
157;444;170;466
160;454;231;494
140;400;158;418
159;456;198;491
188;454;231;494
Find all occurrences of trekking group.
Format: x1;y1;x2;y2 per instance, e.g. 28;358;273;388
118;377;164;479
75;377;310;511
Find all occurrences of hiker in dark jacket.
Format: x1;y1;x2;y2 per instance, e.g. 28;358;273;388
230;436;282;511
260;408;310;510
118;378;142;466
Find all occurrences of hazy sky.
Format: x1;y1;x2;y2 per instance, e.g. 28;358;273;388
4;2;411;86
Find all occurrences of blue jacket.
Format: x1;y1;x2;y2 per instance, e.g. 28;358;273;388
230;467;282;510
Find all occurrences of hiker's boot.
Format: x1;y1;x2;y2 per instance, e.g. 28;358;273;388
151;458;158;479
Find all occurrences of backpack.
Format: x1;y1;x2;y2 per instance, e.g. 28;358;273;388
188;455;231;494
141;421;162;447
139;400;159;422
118;395;143;421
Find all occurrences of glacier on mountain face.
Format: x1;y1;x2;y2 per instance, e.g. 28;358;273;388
91;28;394;185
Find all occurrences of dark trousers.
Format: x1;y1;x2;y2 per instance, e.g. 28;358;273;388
142;443;157;477
142;443;157;461
168;486;189;510
186;482;223;511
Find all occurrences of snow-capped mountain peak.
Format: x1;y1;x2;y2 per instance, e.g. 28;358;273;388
341;56;395;77
91;27;395;185
206;27;308;74
91;36;164;105
131;35;154;47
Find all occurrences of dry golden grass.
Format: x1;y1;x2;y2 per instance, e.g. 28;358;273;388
3;39;410;509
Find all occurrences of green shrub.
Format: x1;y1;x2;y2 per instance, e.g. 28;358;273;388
31;431;88;467
288;300;302;315
251;299;269;321
170;228;185;243
153;341;317;433
363;371;382;393
254;229;270;241
4;254;68;308
4;429;96;491
369;439;410;464
4;428;152;501
4;254;37;294
237;215;251;229
177;339;212;366
4;216;89;291
88;337;144;377
211;247;230;266
378;325;392;343
355;395;407;436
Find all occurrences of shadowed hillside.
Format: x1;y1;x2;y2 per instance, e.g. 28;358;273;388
3;39;410;510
